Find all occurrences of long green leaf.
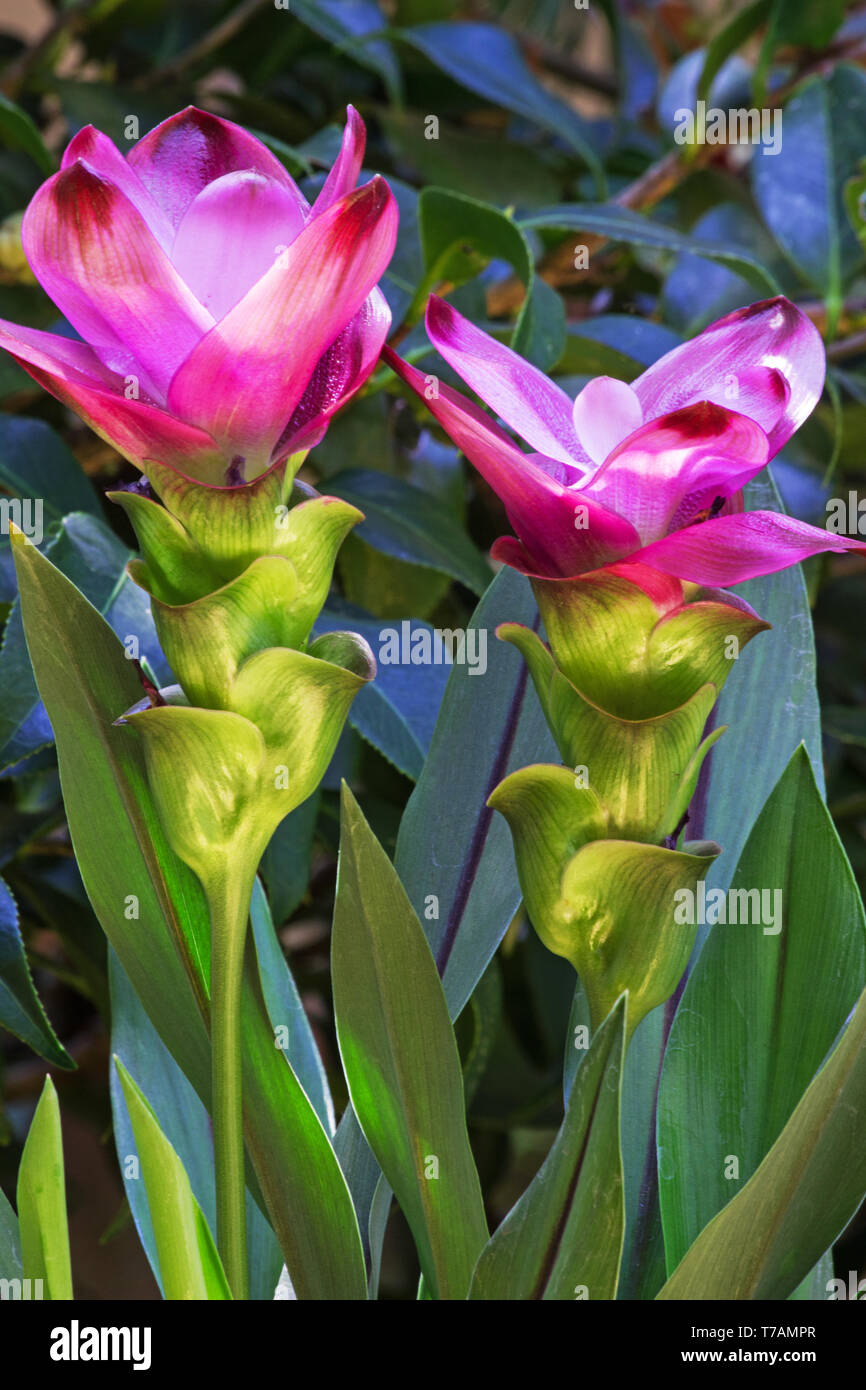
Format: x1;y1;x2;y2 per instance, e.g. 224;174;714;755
0;93;54;174
336;568;556;1258
11;531;367;1300
658;746;866;1273
658;979;866;1299
326;468;492;596
470;996;626;1301
16;1076;72;1300
109;949;282;1302
115;1058;232;1300
697;1;769;104
519;205;781;294
332;784;488;1299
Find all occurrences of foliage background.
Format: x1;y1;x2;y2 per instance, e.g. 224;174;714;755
0;0;865;1298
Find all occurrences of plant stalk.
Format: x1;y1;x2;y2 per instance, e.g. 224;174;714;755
209;872;252;1301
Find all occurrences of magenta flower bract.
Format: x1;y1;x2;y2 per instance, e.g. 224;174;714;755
0;106;398;484
384;295;865;587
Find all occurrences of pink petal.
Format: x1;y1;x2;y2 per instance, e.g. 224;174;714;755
603;560;686;611
310;104;366;218
276;287;391;456
127;106;305;231
167;177;398;473
632;297;824;455
581;402;770;543
629;510;866;586
61;126;175;253
171;170;307;320
0;317;223;480
425;295;587;470
383;345;639;575
0;315;119;387
22;161;213;401
572;375;643;466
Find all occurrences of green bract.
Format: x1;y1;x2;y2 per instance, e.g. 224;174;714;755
489;567;758;1039
530;568;768;720
489;766;718;1037
113;453;375;902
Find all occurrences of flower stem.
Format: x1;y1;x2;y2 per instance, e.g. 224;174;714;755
209;872;251;1300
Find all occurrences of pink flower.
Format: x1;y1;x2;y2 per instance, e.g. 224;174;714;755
384;295;865;586
0;106;398;484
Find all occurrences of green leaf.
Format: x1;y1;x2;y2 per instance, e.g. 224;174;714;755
417;184;531;294
773;0;846;47
0;875;71;1067
0;94;54;175
663;203;785;335
109;949;282;1303
0;1184;21;1281
752;68;866;325
556;333;643;381
16;1076;72;1300
0;413;102;602
396;567;557;1015
658;747;866;1274
335;568;556;1259
519;205;781;295
115;1057;232;1300
400;22;605;193
470;995;626;1300
326;467;492;595
413;187;566;368
694;470;826;877
0;415;100;518
291;0;402;102
10;528;214;1079
0;511;167;772
260;793;320;924
316;609;451;781
697;1;769;105
512;274;567;372
11;531;368;1300
332;784;488;1299
249;878;334;1134
657;975;866;1299
378;108;561;207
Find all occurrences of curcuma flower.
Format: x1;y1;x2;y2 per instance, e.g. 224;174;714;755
384;295;865;585
0;105;398;484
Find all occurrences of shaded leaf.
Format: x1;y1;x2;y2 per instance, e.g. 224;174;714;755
0;875;71;1067
658;747;866;1274
332;784;488;1299
115;1057;232;1300
470;996;626;1300
658;977;866;1299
